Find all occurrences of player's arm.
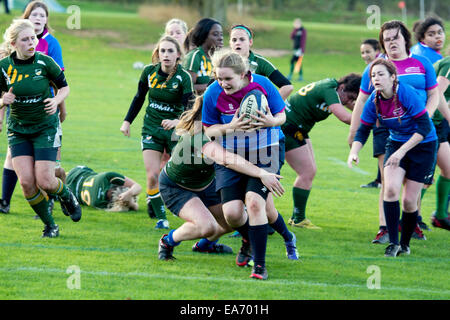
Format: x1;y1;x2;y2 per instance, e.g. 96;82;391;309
436;75;450;123
329;103;352;124
187;70;207;95
347;91;369;146
268;70;293;100
118;177;142;210
425;86;440;118
202;141;285;197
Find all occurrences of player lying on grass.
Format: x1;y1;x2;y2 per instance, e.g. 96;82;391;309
66;166;142;212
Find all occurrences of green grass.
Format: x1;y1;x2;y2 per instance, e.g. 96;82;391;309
0;5;449;300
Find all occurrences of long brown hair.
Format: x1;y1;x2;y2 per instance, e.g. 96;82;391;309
369;58;401;126
379;20;411;56
151;35;184;88
22;1;52;33
176;95;203;135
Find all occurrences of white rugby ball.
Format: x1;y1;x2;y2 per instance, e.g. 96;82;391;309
239;89;268;123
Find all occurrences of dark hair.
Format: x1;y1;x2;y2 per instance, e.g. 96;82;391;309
337;73;362;95
189;18;221;48
414;16;445;42
230;24;254;40
369;58;401;126
379;20;412;55
362;38;380;51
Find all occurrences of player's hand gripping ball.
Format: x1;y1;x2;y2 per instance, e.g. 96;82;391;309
238;89;268;123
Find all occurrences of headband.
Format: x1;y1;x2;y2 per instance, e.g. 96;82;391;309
232;26;252;39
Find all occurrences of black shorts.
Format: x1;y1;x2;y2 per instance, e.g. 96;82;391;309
10;141;58;161
372;124;389;157
220;175;270;203
159;170;221;216
435;120;449;144
384;138;438;184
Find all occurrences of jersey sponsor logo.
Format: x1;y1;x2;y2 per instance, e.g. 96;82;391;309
405;66;421;74
148;101;175;113
14;94;43;104
261;186;267;193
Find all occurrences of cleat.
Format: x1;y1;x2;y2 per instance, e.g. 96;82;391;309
384;243;400;257
431;214;450;231
372;229;389;244
59;191;82;222
360;180;381;188
411;224;426;240
147;199;156;219
396;244;410;256
228;231;242;238
0;199;10;214
155;219;169;229
418;221;430;231
250;265;268;280
192;242;233;254
236;238;253;267
42;224;59;238
285;232;299;260
158;234;175;260
288;218;321;229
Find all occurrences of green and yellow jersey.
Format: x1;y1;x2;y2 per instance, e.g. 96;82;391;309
0;52;62;132
182;47;213;85
284;78;341;133
164;132;215;189
432;57;450;125
66;166;126;209
141;63;193;128
248;51;277;78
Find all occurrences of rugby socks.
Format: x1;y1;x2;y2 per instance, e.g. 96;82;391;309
248;224;268;268
436;175;450;219
27;190;54;226
2;168;17;204
383;200;400;245
270;212;293;242
292;187;310;223
164;229;181;247
147;188;167;220
235;217;250;241
196;238;217;251
49;178;71;200
400;210;418;247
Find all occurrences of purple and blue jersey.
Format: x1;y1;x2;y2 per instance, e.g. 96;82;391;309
411;42;443;65
361;81;437;143
202;73;285;155
37;28;64;70
360;53;438;103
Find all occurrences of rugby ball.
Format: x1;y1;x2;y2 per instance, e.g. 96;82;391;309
239;89;268;123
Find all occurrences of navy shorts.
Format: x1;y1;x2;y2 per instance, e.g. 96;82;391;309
220;175;270;203
372;124;389;157
435;120;449;144
10;141;58;161
159;170;221;216
384;138;438;184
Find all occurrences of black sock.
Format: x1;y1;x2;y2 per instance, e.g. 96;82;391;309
235;217;250;241
2;168;18;204
270;212;292;242
376;167;381;184
379;225;387;231
249;224;268;268
400;210;418;247
383;200;400;245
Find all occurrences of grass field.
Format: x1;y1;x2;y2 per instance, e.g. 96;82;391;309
0;3;449;301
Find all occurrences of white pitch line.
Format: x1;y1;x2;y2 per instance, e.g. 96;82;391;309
1;266;449;296
328;157;370;175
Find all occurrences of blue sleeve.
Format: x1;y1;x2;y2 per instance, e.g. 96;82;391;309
360;93;377;126
201;83;221;126
399;83;427;118
422;57;437;90
47;36;64;70
256;75;286;114
360;63;373;95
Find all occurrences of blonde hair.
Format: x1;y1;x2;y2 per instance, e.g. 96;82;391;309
151;35;184;87
2;19;36;56
106;186;138;212
165;18;188;36
211;49;249;75
176;95;203;135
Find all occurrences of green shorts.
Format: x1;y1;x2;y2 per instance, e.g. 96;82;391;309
282;123;309;152
141;126;178;154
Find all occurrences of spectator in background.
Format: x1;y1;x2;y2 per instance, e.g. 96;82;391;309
287;18;306;82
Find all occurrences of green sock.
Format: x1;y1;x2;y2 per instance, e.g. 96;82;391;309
49;178;71;200
147;189;167;220
421;187;428;200
27;190;54;226
436;175;450;219
292;187;310;223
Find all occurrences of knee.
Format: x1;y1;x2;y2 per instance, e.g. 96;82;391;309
402;198;417;213
245;195;265;217
36;176;56;192
224;209;245;227
299;167;316;182
198;219;218;238
19;177;36;195
384;186;399;200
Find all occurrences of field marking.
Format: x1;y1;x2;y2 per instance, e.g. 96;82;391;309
1;265;449;296
328;157;370;175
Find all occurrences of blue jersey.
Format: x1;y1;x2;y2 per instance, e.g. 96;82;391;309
411;42;443;65
361;81;437;143
37;28;64;70
202;73;285;156
360;54;438;103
